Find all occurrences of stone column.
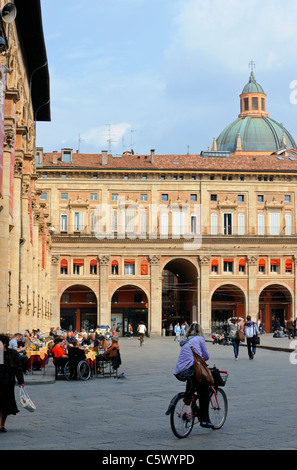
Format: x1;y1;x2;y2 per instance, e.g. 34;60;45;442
247;255;258;321
293;256;297;320
148;255;162;336
50;254;59;328
99;255;110;326
0;125;16;333
19;175;30;331
8;155;23;333
198;255;211;332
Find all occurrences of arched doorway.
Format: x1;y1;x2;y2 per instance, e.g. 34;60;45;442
60;285;97;332
111;285;148;337
259;284;292;332
162;258;198;332
211;284;246;332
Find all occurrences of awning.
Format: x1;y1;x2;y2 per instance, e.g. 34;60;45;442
239;259;246;266
60;259;68;268
285;259;293;270
90;260;97;266
73;259;84;266
270;259;280;266
141;261;148;274
224;259;233;263
259;259;266;266
211;259;219;266
124;260;135;265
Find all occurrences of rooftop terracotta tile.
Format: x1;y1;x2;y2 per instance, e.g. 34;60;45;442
40;151;297;172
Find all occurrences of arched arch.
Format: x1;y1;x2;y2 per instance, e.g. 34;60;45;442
211;283;246;331
259;283;293;332
162;258;198;331
59;284;98;332
111;284;149;337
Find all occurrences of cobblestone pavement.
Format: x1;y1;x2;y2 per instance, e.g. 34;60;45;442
1;334;297;451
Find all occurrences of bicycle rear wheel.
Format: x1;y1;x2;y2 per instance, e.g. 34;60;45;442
170;394;195;439
208;387;228;429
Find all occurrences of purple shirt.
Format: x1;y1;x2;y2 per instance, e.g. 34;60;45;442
174;336;210;375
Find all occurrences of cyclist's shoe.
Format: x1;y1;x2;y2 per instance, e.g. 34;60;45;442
200;421;214;429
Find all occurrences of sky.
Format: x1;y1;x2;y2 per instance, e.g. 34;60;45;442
36;0;297;156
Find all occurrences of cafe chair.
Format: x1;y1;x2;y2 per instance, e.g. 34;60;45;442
100;351;122;378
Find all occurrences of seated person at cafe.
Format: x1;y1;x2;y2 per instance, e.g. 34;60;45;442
52;337;68;368
68;339;86;378
66;331;75;348
8;333;28;373
81;333;99;350
97;336;120;363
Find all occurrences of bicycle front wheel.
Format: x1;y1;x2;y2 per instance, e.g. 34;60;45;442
170;394;195;439
208;387;228;429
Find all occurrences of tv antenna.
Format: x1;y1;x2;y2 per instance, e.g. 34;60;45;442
78;134;84;153
105;124;117;154
130;128;136;149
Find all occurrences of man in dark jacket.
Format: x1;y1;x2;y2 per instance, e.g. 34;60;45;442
68;339;86;378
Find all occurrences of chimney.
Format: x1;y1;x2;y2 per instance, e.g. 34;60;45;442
52;151;58;164
102;150;108;166
150;149;155;164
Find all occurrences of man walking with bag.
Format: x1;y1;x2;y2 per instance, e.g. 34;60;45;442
244;315;259;360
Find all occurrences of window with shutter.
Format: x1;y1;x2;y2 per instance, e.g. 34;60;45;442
258;213;265;235
238;213;245;235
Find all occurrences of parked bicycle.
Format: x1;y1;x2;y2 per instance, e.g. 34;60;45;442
166;367;228;438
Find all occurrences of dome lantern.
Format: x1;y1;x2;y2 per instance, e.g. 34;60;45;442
239;71;268;118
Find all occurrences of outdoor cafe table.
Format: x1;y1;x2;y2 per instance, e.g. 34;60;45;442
84;349;106;375
26;347;49;374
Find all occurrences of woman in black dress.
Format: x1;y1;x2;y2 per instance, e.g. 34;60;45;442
0;334;24;432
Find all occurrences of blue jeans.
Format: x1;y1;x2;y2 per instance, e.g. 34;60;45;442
232;338;240;358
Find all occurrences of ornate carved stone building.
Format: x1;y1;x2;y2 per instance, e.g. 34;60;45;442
37;71;297;336
0;0;52;334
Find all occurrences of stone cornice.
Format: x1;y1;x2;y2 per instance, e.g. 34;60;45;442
50;233;297;246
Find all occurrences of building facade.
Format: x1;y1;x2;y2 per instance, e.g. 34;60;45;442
0;0;52;335
36;72;297;336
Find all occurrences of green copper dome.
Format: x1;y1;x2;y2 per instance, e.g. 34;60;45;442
216;72;297;152
242;71;265;94
217;116;297;152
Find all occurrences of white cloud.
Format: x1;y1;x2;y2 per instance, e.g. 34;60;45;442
170;0;297;71
80;123;132;150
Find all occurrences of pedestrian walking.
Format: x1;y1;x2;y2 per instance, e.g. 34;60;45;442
286;317;295;339
227;316;244;360
0;334;24;432
243;315;259;359
174;323;181;342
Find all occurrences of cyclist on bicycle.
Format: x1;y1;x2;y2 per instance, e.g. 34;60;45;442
137;322;147;344
173;322;213;428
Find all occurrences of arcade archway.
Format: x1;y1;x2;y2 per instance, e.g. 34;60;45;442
211;284;246;332
162;258;198;331
111;285;148;336
60;284;97;332
259;284;292;332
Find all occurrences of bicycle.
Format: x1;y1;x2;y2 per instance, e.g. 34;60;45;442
166;367;228;439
